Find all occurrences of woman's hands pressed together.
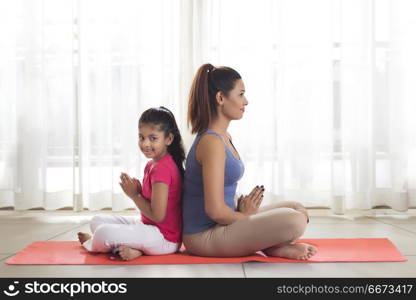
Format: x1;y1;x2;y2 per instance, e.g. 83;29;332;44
237;185;264;216
119;172;142;199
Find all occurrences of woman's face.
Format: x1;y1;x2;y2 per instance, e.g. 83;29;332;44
220;79;248;120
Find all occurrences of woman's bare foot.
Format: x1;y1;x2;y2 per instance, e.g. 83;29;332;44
77;232;91;245
265;243;318;260
118;245;143;261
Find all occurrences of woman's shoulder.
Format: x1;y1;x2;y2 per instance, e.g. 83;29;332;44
196;133;226;163
198;129;232;141
198;132;225;150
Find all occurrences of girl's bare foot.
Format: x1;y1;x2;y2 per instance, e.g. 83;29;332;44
77;232;91;245
265;243;318;260
118;245;143;261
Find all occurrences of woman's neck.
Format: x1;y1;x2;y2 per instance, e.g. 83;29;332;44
208;116;230;136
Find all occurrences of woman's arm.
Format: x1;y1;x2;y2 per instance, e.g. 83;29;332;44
196;134;250;225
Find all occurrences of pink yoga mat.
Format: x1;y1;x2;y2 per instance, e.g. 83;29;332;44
5;238;406;265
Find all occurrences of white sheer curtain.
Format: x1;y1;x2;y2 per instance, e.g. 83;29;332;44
1;0;415;212
191;0;416;212
0;0;75;210
0;0;182;211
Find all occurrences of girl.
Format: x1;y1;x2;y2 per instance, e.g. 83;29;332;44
182;63;317;259
78;106;185;261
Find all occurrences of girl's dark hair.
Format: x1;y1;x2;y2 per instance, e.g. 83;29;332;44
188;63;242;135
139;107;186;178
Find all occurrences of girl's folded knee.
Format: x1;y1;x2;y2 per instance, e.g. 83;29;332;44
90;215;107;232
92;224;114;240
91;215;107;224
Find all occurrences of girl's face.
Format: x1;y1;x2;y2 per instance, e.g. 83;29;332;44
220;79;248;120
138;124;173;162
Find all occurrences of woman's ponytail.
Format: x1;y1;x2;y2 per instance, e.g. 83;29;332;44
187;63;217;135
187;63;242;135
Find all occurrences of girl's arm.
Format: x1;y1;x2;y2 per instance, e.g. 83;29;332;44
119;173;168;223
131;182;168;223
196;134;259;225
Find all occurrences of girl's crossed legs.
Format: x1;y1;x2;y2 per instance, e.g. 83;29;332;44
78;215;179;260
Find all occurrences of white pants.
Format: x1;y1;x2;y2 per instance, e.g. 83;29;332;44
82;214;180;255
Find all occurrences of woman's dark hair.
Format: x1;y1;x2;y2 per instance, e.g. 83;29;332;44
139;106;186;178
188;63;242;135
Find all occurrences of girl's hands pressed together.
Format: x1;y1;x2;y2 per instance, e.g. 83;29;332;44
119;172;142;199
237;185;264;216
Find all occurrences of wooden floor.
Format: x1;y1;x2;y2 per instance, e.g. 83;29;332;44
1;209;415;278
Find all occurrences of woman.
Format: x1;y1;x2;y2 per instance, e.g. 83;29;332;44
182;63;317;259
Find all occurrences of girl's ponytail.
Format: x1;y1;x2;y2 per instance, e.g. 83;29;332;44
162;107;185;178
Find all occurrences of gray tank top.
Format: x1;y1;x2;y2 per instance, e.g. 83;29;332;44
182;130;245;234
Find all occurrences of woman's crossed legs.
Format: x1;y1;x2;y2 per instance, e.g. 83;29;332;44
183;201;317;259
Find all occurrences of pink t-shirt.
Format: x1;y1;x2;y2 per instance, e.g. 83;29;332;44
141;154;182;243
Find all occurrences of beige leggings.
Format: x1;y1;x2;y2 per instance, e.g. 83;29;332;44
183;201;309;257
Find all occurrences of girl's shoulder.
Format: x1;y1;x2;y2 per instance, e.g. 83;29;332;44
148;154;180;184
144;160;153;168
144;160;154;173
150;154;175;174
